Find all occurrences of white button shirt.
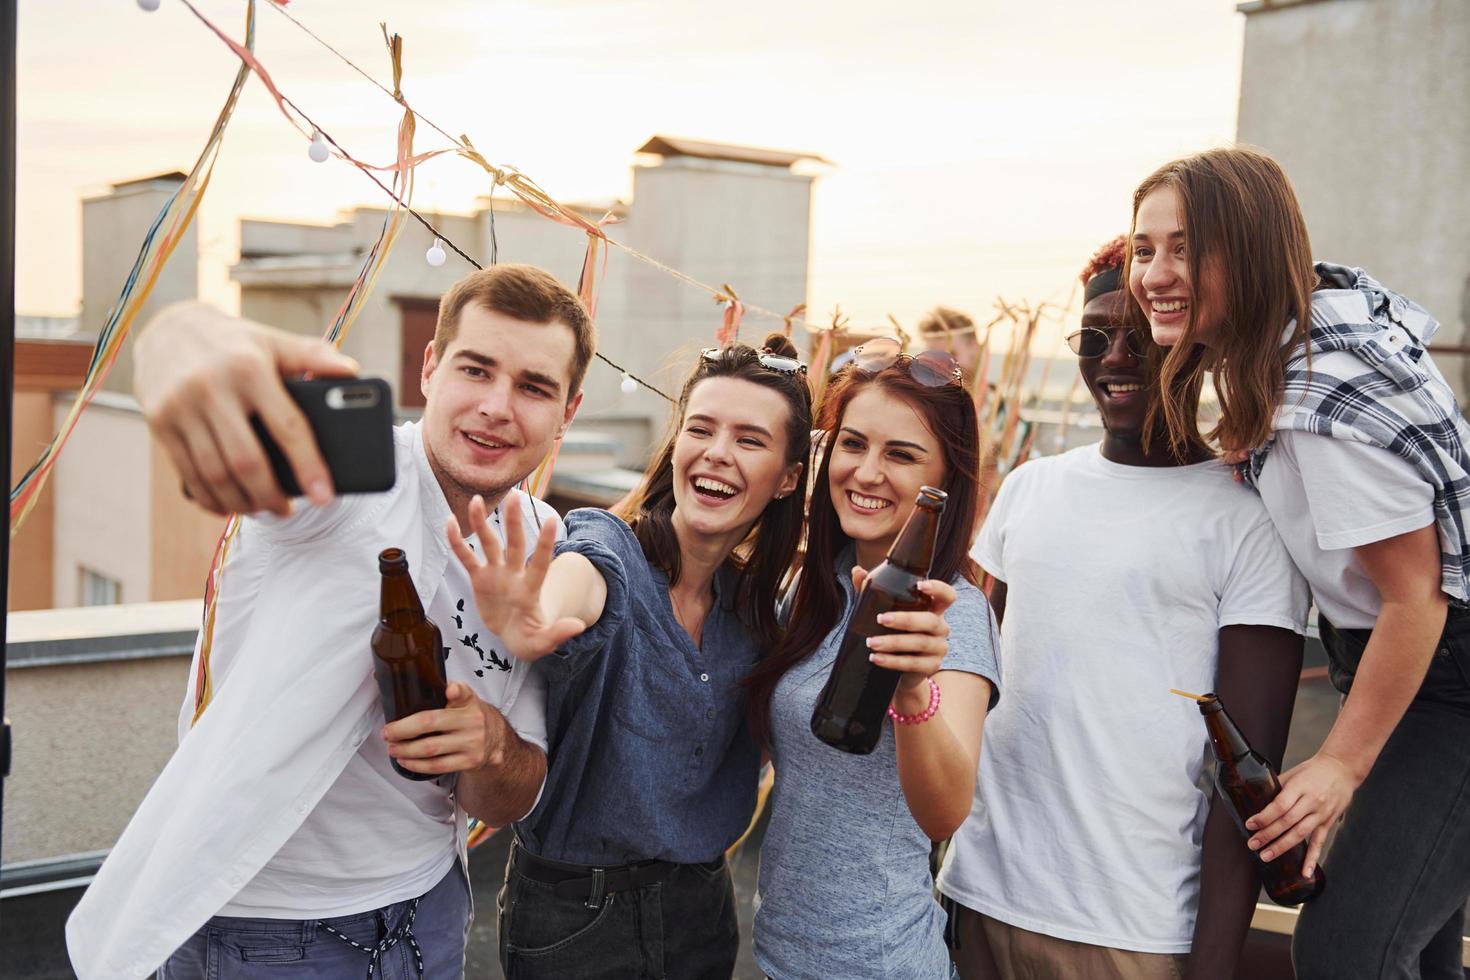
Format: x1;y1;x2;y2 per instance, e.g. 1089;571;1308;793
66;422;557;979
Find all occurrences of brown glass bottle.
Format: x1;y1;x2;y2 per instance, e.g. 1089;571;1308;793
811;486;946;754
371;548;448;781
1198;693;1325;905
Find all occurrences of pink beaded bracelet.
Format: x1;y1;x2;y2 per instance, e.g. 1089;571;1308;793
887;678;941;725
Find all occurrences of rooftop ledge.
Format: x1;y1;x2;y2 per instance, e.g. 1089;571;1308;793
6;599;201;668
1236;0;1344;13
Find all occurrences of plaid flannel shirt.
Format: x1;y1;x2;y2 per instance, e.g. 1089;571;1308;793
1242;262;1470;606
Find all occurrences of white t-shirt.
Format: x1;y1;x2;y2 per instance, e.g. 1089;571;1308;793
67;423;557;979
937;444;1308;954
220;501;553;919
1254;429;1435;630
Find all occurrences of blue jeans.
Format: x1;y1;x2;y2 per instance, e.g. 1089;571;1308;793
1292;608;1470;979
159;863;470;980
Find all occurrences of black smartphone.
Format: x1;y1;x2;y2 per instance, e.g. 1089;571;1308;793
249;377;396;497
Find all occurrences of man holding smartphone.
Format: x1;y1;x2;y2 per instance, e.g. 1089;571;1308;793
67;264;594;980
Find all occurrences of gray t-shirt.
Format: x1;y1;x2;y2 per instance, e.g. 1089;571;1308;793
754;548;1001;980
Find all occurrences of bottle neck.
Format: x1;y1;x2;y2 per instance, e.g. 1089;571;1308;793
885;502;942;577
1200;699;1251;764
379;566;426;623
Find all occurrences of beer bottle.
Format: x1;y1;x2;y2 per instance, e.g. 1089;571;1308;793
1198;693;1325;905
811;486;946;755
372;548;448;781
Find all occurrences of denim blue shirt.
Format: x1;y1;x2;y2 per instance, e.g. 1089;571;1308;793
514;508;762;866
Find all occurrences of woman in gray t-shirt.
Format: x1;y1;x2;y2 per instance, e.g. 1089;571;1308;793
745;342;1001;979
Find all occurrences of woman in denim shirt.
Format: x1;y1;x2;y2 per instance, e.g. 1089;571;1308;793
1131;147;1470;979
745;343;1001;979
451;334;810;979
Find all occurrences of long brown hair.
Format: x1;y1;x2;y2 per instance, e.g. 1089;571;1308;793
1126;147;1316;456
616;332;812;650
744;362;982;746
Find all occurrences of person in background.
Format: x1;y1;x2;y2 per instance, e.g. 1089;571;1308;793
69;265;594;980
451;335;811;979
937;237;1309;980
918;305;983;377
746;338;1001;980
1132;146;1470;980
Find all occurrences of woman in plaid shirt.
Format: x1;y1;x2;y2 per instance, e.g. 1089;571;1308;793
1127;146;1470;980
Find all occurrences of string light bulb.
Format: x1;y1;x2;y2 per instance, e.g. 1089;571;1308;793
425;239;447;267
620;373;638;395
307;130;329;163
137;0;161;11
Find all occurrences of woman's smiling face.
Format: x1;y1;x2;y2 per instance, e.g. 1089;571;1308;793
827;387;947;563
1130;184;1226;349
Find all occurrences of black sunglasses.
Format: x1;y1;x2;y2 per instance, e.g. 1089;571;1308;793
1066;327;1150;359
701;346;808;376
850;337;963;387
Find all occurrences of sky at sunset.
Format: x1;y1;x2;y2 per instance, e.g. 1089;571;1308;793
15;0;1245;337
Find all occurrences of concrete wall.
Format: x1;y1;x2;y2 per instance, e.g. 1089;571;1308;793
336;210;484;399
82;178;199;398
50;396;153;608
11;340;114;611
3;602;197;863
1237;0;1470;395
240;218;357;258
10;391;58;611
615;157;813;446
238;211;486;408
5;657;188;863
10;353;222;611
147;437;229;602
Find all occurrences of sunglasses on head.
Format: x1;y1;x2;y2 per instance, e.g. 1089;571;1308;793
849;337;963;387
701;346;808;375
1065;326;1150;359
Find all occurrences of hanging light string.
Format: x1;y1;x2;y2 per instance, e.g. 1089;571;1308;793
8;0;260;536
258;0;917;342
192;12;426;723
179;0;674;402
167;6;650;723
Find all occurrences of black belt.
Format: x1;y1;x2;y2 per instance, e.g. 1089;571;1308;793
510;839;707;907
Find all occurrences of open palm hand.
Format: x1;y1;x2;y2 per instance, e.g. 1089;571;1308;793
446;494;587;662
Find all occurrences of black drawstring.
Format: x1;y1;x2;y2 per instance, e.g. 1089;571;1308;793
317;896;425;979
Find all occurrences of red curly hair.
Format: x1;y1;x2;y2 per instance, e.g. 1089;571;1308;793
1079;234;1127;285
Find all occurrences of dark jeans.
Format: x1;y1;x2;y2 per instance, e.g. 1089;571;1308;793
497;841;739;980
159;862;470;979
1293;608;1470;979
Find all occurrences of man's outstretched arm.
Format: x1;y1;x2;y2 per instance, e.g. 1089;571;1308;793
135;301;359;516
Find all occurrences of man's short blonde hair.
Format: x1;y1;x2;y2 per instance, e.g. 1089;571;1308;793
917;306;974;340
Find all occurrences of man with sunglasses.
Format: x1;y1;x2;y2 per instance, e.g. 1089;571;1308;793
936;238;1310;979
